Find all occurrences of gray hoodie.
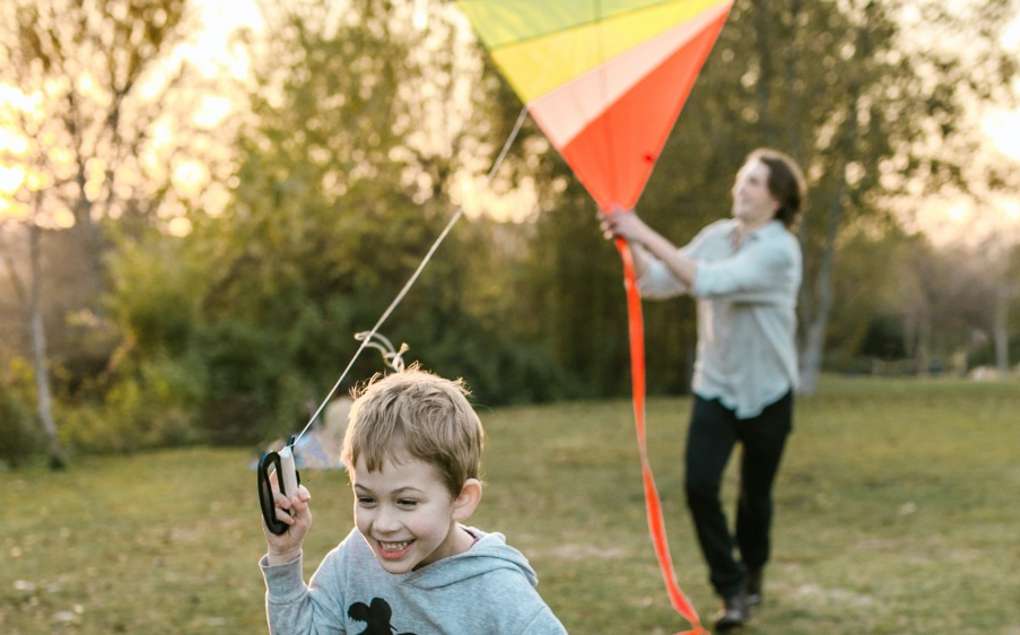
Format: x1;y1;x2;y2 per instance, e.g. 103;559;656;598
260;526;567;634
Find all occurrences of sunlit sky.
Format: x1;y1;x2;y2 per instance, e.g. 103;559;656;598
3;1;1020;240
981;10;1020;163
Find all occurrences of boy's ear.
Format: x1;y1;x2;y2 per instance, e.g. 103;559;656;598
452;478;482;521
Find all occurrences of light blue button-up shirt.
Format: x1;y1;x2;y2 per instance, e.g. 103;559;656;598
635;219;801;419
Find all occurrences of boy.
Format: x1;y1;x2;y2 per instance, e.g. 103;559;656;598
259;366;567;634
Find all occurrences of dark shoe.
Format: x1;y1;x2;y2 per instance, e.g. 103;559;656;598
744;568;763;608
713;592;749;631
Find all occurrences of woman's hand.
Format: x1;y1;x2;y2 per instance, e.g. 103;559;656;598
598;209;649;244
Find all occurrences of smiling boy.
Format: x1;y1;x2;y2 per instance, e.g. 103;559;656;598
258;366;566;634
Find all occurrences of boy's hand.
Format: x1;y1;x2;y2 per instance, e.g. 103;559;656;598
262;470;313;565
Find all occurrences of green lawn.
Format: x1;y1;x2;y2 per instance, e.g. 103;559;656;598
3;376;1019;634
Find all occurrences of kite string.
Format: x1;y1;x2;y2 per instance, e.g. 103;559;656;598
292;106;531;445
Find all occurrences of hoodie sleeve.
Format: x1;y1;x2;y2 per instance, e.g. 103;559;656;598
259;548;347;634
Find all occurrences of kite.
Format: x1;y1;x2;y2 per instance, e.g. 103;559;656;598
457;2;733;633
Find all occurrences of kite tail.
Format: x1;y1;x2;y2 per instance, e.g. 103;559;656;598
616;239;705;635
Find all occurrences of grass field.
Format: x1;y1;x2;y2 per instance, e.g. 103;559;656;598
2;376;1019;634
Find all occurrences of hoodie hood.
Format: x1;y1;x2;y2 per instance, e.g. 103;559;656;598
349;526;539;590
262;525;566;634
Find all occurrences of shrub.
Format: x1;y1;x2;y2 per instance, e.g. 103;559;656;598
60;355;206;452
0;359;42;467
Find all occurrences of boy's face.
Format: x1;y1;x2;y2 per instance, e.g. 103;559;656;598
352;451;471;574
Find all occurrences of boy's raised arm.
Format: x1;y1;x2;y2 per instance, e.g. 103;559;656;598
259;483;351;633
262;477;313;565
260;546;348;635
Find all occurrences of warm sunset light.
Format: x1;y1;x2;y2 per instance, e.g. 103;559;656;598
983;109;1020;162
2;5;1020;633
0;165;23;194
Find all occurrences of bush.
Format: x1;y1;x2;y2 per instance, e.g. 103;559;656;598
193;320;296;445
857;314;908;360
0;359;42;467
60;355;206;452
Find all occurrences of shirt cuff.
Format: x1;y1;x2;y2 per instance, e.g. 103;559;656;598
259;551;306;602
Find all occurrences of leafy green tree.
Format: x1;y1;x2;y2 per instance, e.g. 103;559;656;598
512;0;1018;395
119;0;567;443
748;0;1017;391
0;0;205;464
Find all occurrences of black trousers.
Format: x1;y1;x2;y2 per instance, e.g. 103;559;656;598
684;391;792;598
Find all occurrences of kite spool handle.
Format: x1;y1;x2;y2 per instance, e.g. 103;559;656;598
258;439;302;536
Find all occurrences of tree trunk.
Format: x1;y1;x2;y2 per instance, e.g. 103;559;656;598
915;311;931;376
752;0;776;144
784;0;804;159
797;21;873;393
28;217;66;470
798;184;844;394
993;284;1010;374
73;151;105;315
74;197;105;314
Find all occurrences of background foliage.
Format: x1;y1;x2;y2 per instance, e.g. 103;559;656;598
0;0;1017;457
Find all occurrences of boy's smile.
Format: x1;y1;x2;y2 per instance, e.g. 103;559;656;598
377;539;414;560
352;450;478;574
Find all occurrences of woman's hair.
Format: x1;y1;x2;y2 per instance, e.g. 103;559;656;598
341;365;483;496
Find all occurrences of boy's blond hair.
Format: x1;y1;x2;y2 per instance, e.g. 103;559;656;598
340;365;484;496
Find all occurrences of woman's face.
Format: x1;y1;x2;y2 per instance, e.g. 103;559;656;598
731;158;780;227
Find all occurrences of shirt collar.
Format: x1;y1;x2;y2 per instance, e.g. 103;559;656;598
727;219;784;242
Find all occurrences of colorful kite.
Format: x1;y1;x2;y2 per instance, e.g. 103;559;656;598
457;0;731;210
457;2;733;633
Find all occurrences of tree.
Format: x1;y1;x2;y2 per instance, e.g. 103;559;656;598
1;210;66;468
490;0;1020;397
644;0;1019;392
151;0;551;440
993;244;1020;372
0;0;221;462
896;238;1008;374
791;0;1018;391
972;235;1020;374
0;0;199;303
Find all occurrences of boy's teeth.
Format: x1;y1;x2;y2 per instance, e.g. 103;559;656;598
381;540;411;550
